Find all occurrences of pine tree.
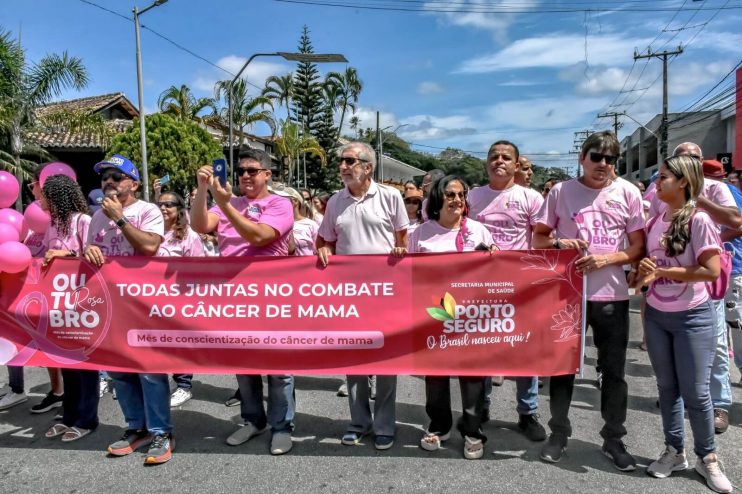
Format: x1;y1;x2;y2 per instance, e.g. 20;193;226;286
291;26;323;136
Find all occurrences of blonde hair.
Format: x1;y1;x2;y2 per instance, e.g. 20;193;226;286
661;155;704;257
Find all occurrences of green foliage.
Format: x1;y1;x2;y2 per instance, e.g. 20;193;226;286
158;84;215;123
291;26;323;136
108;113;222;195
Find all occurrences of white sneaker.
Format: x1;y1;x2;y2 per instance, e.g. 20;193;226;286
270;432;293;455
463;436;484;460
170;388;192;408
695;453;733;494
647;445;688;478
337;381;348;397
99;378;110;398
0;392;27;410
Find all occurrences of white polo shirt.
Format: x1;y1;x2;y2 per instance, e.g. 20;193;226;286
318;181;409;255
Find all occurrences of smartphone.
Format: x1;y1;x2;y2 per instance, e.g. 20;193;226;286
213;159;227;187
159;174;170;186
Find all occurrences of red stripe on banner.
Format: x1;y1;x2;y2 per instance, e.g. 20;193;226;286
736;67;742;170
0;252;583;376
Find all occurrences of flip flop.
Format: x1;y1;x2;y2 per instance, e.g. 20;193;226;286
61;426;92;442
45;423;70;438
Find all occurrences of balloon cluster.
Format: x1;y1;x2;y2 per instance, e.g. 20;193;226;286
0;163;76;274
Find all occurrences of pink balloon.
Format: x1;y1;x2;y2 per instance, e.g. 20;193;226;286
0;171;20;209
0;208;28;240
23;200;51;234
0;241;32;273
40;162;77;186
0;223;20;244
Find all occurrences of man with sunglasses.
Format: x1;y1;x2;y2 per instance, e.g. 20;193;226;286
191;147;295;456
85;155;172;464
316;141;408;451
467;140;547;444
533;131;646;471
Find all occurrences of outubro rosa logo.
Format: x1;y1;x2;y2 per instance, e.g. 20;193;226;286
426;292;516;334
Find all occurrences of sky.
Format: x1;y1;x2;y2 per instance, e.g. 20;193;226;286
3;0;741;174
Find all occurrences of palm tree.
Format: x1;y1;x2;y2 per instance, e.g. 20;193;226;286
0;28;89;208
325;67;363;142
158;84;215;123
213;79;275;144
262;74;294;122
274;119;325;185
349;115;360;139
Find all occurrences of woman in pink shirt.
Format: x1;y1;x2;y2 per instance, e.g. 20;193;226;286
408;175;493;460
271;184;319;257
403;188;423;236
636;155;731;493
39;175;98;442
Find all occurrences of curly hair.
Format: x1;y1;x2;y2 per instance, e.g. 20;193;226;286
160;192;189;241
41;175;88;238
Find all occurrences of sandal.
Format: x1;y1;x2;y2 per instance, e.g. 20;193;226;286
61;426;92;442
464;435;484;460
420;430;451;451
45;423;70;438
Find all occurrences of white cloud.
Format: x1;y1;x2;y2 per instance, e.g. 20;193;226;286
192;56;292;95
417;81;444;95
399;114;478;140
486;96;609;129
423;0;540;43
497;80;544;87
455;33;651;73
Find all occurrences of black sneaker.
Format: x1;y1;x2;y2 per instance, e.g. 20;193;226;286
540;433;567;463
517;414;546;442
30;392;63;414
481;407;491;424
602;439;636;471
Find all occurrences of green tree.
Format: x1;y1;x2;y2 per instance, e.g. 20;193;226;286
291;26;323;137
274;119;326;185
108;113;222;195
158;84;215;123
325;67;362;142
262;74;294;122
0;28;89;208
213;79;275;143
349;115;360;138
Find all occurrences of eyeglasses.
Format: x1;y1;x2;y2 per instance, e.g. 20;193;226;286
404;198;422;205
102;169;127;182
444;191;466;200
157;201;178;208
237;167;266;177
338;156;369;167
588;152;618;165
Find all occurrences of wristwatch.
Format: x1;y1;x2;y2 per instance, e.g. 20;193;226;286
115;217;129;228
553;238;562;249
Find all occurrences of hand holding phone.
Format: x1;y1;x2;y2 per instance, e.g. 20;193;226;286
159;174;171;186
213;159;227;187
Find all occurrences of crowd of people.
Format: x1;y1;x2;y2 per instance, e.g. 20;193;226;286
0;132;738;493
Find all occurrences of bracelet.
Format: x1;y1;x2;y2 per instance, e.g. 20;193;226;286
67;250;77;257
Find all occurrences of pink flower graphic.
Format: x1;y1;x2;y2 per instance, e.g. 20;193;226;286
551;304;581;342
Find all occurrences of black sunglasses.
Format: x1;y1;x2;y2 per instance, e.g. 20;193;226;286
101;169;127;182
237;167;266;177
404;198;422;205
589;152;618;165
338;156;369;166
157;201;179;208
444;191;466;200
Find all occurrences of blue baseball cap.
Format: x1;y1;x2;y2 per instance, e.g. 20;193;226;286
87;188;104;213
94;154;141;181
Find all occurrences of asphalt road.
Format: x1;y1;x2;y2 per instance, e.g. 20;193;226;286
1;307;740;494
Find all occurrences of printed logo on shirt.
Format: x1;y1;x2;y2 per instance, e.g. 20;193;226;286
647;247;688;302
248;205;261;215
504;201;520;210
605;200;622;210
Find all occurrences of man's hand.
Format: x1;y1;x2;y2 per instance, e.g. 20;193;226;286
317;246;333;267
153;178;162;201
42;249;71;267
101;193;124;221
197;165;214;190
557;238;588;250
391;246;407;258
209;178;233;208
576;254;609;273
84;245;105;267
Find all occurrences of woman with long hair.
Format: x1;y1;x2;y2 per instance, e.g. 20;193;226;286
272;185;319;257
403;188;423;236
39;174;96;442
409;175;494;460
312;192;330;224
156;192;205;407
637;155;732;493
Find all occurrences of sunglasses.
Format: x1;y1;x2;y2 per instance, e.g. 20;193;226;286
404;198;422;205
588;152;618;165
237;167;266;177
101;169;129;182
157;201;179;208
338;156;368;167
444;191;466;200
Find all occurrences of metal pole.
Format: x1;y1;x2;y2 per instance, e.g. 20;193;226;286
661;54;669;161
228;86;233;176
579;249;588;378
133;7;150;202
376;111;381;182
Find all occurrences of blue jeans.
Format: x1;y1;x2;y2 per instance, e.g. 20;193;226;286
482;376;539;415
726;274;742;369
109;372;172;435
645;301;716;457
172;374;193;390
710;300;732;410
236;374;294;434
7;366;23;394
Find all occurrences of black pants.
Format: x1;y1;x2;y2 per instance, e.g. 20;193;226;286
61;369;100;430
548;300;629;440
425;376;487;442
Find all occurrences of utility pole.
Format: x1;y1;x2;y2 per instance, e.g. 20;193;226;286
376;111;382;182
570;130;591;178
633;45;683;161
597;111;625;138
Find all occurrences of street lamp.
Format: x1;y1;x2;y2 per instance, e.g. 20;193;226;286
378;124;409;183
227;52;348;176
133;0;168;202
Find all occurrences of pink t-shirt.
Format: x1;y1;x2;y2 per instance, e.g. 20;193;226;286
407;219;421;237
646;211;721;311
409;219;491;253
468;184;544;250
535;178;645;301
209;195;293;257
293;217;319;257
648;178;735;219
87;200;164;256
157;228;206;257
24;230;47;258
44;213;91;253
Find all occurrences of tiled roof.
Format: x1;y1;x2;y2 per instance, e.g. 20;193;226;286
36;92;139;118
27;119;133;150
